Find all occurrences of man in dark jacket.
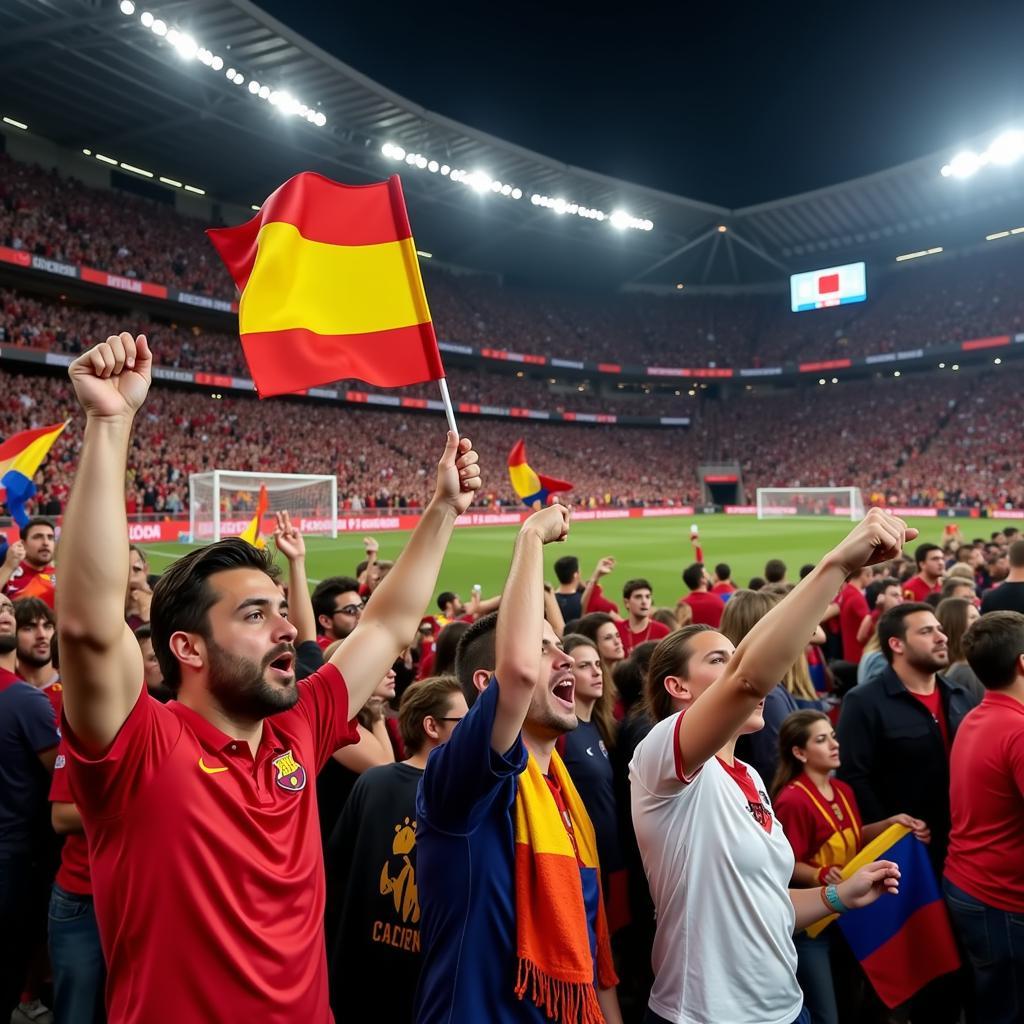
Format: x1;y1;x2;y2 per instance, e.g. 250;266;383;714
838;602;980;872
837;601;979;1024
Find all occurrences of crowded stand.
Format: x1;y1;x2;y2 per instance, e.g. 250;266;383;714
4;67;1024;1024
5;152;1024;369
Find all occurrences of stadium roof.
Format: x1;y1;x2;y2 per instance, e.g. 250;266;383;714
3;0;1023;288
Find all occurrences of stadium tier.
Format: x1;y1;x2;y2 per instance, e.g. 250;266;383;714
4;150;1024;378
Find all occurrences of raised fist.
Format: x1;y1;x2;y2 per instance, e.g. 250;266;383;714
68;333;153;419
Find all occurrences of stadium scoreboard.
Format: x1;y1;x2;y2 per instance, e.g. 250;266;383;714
790;261;866;312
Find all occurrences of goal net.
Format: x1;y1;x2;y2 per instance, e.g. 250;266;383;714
189;471;338;543
756;487;865;521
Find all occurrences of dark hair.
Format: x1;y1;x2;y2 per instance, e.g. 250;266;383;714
711;563;729;582
682;563;705;591
20;516;55;542
639;624;714;723
150;539;281;692
877;602;934;664
935;597;976;665
914;543;942;569
436;591;457;612
764;559;786;584
941;577;975;600
865;576;901;610
924;592;943;609
623;578;653;600
748;576;765;591
310;576;361;633
1010;540;1024;569
963;611;1024;690
799;564;815;580
355;559;369;576
13;596;54;629
398;675;463;754
574;612;616;647
1005;527;1020;540
563;633;618;749
134;623;153;643
554;556;580;585
432;620;470;677
454;612;498;706
771;709;831;798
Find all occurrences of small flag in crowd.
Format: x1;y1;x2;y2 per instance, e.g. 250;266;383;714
507;440;573;508
238;484;269;549
806;824;960;1007
206;172;445;398
0;421;68;527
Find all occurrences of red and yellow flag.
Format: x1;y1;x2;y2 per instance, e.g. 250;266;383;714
207;172;444;397
238;484;269;549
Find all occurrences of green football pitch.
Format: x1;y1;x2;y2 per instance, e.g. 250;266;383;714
138;514;951;608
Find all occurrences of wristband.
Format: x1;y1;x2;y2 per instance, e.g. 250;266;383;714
816;866;831;885
824;883;848;914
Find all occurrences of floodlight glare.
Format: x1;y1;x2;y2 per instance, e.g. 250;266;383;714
610;210;630;229
211;55;223;71
140;10;153;27
948;150;982;178
313;111;326;127
248;80;260;94
440;165;450;175
232;72;244;85
258;85;270;99
226;67;236;79
988;130;1024;166
119;0;136;14
151;19;167;36
428;160;439;172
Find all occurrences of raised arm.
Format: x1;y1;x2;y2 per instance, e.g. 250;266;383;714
331;432;480;710
272;511;315;646
581;556;614;615
679;509;915;775
492;504;570;754
57;334;151;752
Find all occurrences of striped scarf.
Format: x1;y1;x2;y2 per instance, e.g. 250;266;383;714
513;749;618;1024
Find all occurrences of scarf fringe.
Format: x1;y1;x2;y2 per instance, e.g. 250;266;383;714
516;957;605;1024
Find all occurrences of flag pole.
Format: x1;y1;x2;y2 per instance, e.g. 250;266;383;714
437;377;459;436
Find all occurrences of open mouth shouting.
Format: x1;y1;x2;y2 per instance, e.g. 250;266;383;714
552;673;576;712
266;648;296;681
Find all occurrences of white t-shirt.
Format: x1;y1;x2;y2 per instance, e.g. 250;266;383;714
630;711;802;1024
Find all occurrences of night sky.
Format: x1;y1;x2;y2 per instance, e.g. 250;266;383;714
259;0;1024;208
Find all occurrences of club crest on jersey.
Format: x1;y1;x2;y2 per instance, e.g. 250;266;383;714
272;750;306;793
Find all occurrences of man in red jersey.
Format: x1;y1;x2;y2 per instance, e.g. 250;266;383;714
56;332;482;1024
903;542;945;602
710;562;737;599
1;518;57;608
838;566;873;663
678;562;724;628
615;578;670;654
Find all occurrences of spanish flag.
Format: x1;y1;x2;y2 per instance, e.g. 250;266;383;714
207;172;444;397
0;421;68;527
238;484;269;549
507;439;573;508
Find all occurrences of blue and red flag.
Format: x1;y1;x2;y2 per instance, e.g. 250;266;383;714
507;440;573;508
0;421;68;527
807;824;960;1008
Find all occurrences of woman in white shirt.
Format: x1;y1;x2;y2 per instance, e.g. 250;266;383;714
630;510;908;1024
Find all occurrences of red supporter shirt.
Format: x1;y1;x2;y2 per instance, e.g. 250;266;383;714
710;582;736;598
64;663;359;1024
902;575;940;603
946;692;1024;912
681;590;724;628
3;561;56;608
49;741;91;896
774;775;863;869
910;687;950;751
615;617;670;655
838;582;870;663
585;582;619;616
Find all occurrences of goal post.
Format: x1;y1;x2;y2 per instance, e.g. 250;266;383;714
756;487;865;521
189;471;338;543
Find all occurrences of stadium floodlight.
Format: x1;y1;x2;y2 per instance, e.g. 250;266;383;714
211;55;223;71
2;116;28;131
159;175;183;187
941;128;1024;177
120;162;153;178
184;184;205;195
895;247;942;262
151;19;167;36
428;160;439;172
119;0;136;14
139;10;152;27
988;130;1024;165
258;85;270;99
248;80;260;94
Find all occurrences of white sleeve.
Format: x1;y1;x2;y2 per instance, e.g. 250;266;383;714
630;712;696;799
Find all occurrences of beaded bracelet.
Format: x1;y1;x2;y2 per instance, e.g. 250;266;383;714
823;883;848;914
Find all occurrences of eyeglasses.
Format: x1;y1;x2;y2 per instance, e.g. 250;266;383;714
333;604;363;616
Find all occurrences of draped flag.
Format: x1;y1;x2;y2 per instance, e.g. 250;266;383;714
207;172;445;398
0;421;68;527
507;440;573;508
238;485;269;549
806;824;960;1007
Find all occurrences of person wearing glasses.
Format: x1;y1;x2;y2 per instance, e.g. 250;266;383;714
326;675;468;1022
311;575;364;650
